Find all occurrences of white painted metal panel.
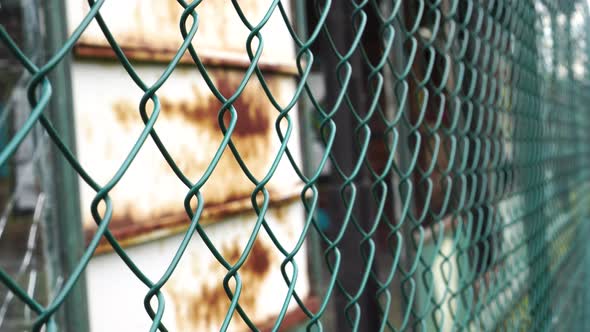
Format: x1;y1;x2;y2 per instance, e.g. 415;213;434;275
67;0;297;72
70;62;303;247
86;201;311;331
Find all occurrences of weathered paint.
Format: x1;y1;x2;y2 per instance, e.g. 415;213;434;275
66;1;311;330
67;0;297;73
70;62;304;248
85;201;311;331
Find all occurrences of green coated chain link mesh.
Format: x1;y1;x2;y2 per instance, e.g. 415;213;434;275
2;0;590;331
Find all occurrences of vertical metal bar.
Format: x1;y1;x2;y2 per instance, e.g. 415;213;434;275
582;4;590;328
41;1;89;331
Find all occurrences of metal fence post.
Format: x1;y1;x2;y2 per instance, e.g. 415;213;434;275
41;1;89;331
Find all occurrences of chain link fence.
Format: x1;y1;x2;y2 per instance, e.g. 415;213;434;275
1;0;590;331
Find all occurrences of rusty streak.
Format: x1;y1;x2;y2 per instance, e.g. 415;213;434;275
74;44;300;76
85;189;303;253
169;237;274;330
112;73;273;137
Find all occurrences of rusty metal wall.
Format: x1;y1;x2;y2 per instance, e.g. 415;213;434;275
66;0;297;73
63;0;312;330
85;202;309;331
71;62;303;249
